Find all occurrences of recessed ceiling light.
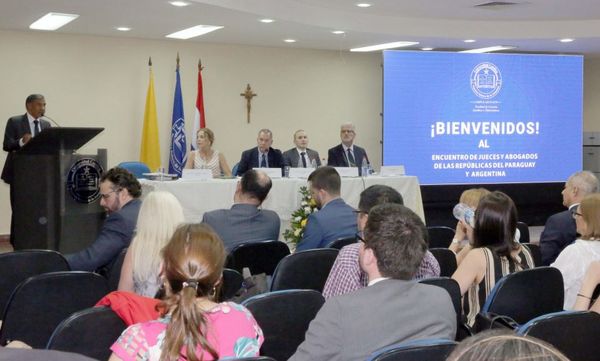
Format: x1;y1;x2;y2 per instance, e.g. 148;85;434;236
421;47;434;51
460;45;516;53
29;12;79;31
350;41;419;52
463;39;476;43
332;30;345;35
116;27;131;32
284;39;297;43
169;1;190;6
166;25;223;40
260;19;275;23
559;38;574;43
356;3;372;7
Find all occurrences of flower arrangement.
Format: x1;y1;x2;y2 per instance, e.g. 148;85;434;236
283;186;318;245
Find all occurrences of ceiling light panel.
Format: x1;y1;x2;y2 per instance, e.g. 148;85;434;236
29;12;79;31
166;25;223;39
350;41;419;52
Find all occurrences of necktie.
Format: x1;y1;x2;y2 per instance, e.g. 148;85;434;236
347;148;356;167
33;119;40;137
260;153;267;168
301;152;307;168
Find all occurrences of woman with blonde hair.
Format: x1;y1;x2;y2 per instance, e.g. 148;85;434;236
184;128;232;177
450;188;491;264
110;223;263;361
118;191;185;297
552;193;600;309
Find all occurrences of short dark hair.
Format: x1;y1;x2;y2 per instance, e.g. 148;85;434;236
240;169;272;203
473;191;518;258
358;185;404;212
101;167;142;198
363;204;427;280
26;94;44;104
308;166;340;195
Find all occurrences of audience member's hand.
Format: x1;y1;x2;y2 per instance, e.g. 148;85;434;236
455;221;467;241
22;133;32;144
573;261;600;311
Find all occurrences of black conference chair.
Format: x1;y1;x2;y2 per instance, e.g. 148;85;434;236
0;271;109;348
516;221;530;244
521;243;542;267
427;226;455;249
475;267;564;332
419;277;468;341
0;250;70;317
326;236;357;250
219;268;244;301
429;248;458;277
107;248;128;292
367;338;458;361
47;306;126;361
226;240;290;276
517;310;600;361
243;289;325;361
270;248;339;292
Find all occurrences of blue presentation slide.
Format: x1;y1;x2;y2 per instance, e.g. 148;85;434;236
383;51;583;185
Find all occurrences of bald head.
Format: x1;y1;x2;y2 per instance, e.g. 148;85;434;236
240;169;272;204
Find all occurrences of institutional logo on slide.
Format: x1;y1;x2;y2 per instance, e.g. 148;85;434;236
470;62;502;99
66;158;104;203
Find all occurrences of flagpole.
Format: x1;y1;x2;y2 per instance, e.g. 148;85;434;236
169;52;187;177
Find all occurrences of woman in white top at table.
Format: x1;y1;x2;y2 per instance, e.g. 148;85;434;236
185;128;232;177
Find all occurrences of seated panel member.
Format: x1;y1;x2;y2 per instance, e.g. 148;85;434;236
327;122;369;174
283;129;321;168
184;128;232;177
236;128;283;176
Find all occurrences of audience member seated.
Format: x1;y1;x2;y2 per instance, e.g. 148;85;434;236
451;191;534;327
236;128;283;176
323;185;440;299
552;193;600;309
295;167;356;251
327;123;369;175
202;169;279;252
446;330;569;361
540;171;599;266
118;191;184;297
289;204;456;361
184;128;232;177
449;188;490;265
573;260;600;313
109;223;263;361
283;129;322;168
66;167;142;272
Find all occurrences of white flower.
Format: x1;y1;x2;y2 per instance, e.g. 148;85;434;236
294;216;302;221
304;207;312;213
294;228;301;237
301;201;308;206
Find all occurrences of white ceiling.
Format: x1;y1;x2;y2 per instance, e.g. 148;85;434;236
1;0;600;55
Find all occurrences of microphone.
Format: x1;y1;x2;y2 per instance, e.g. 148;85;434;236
41;114;61;127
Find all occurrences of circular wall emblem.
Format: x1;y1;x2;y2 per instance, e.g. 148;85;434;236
470;62;502;99
66;158;103;203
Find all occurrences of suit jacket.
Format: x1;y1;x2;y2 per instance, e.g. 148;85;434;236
2;114;51;184
327;144;369;175
236;146;284;176
65;198;142;272
202;203;280;252
282;148;322;168
296;198;357;252
289;279;457;361
540;209;577;266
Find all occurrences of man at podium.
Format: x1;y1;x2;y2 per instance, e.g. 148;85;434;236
2;94;51;245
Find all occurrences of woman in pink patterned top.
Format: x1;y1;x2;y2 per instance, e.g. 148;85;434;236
109;223;263;361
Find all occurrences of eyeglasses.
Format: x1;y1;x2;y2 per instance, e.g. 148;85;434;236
355;231;366;243
572;211;583;219
353;209;368;216
100;189;121;199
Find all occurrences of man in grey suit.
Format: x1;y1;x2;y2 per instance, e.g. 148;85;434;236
202;169;280;251
327;122;369;175
283;129;321;168
289;203;456;361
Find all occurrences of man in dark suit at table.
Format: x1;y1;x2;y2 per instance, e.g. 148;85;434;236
283;129;322;168
236;128;284;176
327;122;369;175
2;94;51;245
296;166;356;251
202;169;280;252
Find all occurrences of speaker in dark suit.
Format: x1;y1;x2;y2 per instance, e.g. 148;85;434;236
326;123;369;175
236;129;284;176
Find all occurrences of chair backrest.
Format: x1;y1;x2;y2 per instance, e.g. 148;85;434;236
367;338;458;361
481;267;564;325
517;310;600;361
219;268;244;301
270;248;339;292
326;236;357;250
428;248;458;277
521;243;541;267
243;289;325;361
46;306;126;360
107;248;128;292
226;240;290;276
0;271;109;348
427;226;456;249
232;162;240;176
117;161;151;179
0;250;69;316
516;221;530;243
418;277;462;338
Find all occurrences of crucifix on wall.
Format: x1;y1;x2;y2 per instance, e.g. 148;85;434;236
240;83;257;123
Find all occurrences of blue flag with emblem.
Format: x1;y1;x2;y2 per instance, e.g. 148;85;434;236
169;58;187;177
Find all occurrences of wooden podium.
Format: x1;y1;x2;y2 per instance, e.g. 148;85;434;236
12;127;107;253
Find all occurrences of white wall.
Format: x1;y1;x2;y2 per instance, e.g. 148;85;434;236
0;30;382;234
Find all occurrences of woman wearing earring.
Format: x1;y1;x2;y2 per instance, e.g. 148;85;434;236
109;223;263;361
184;128;232;177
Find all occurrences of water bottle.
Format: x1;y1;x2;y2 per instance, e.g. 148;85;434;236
361;157;369;177
311;158;317;169
453;203;475;228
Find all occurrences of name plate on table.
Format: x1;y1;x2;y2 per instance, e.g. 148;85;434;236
334;167;359;177
289;167;314;178
254;167;282;179
380;165;406;177
181;169;213;180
